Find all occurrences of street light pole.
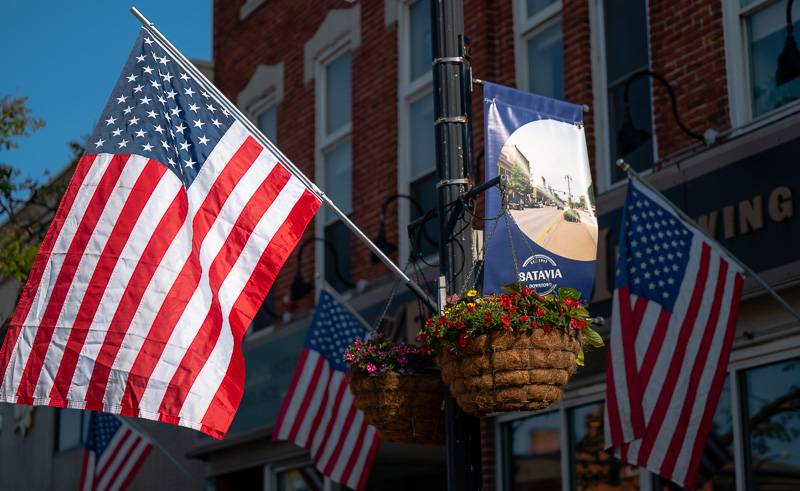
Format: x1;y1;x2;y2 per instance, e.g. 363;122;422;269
430;0;482;489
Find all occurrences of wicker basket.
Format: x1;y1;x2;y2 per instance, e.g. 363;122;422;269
438;329;583;416
349;371;445;446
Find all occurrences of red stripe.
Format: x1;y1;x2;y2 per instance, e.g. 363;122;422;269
200;189;320;437
119;445;152;491
104;436;141;491
95;428;132;484
120;137;262;416
48;162;167;406
638;309;671;388
79;449;93;491
304;365;334;446
355;433;381;491
310;379;350;461
617;287;645;437
339;419;369;486
156;164;292;418
0;154;97;384
636;244;711;466
15;155;130;404
660;259;729;477
323;404;358;476
272;349;311;439
631;296;647;336
287;357;326;443
83;190;188;410
683;272;743;489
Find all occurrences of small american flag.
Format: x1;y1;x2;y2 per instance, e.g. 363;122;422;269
273;290;381;491
605;178;744;489
0;29;320;439
79;412;153;491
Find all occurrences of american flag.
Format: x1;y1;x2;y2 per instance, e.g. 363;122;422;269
604;178;744;489
0;29;320;439
273;290;381;491
79;412;153;491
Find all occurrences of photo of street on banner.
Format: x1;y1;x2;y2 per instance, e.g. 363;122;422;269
483;82;597;299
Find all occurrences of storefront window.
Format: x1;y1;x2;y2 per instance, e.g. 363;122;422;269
503;411;562;490
276;466;323;491
570;402;640;490
742;357;800;490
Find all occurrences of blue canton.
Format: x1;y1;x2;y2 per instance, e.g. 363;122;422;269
85;412;123;459
616;182;693;313
89;29;235;188
305;290;368;372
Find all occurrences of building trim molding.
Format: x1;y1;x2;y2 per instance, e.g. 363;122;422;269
237;63;284;117
303;5;361;83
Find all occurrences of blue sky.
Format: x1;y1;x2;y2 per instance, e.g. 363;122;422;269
1;1;212;181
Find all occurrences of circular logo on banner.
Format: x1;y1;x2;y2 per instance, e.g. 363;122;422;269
519;254;562;295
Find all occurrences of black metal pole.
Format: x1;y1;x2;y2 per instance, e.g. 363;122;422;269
430;0;482;489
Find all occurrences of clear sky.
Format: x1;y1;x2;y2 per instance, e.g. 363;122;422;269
1;1;212;181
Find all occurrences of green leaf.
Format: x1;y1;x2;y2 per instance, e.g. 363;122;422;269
576;348;585;366
557;287;580;300
501;283;522;293
584;327;605;348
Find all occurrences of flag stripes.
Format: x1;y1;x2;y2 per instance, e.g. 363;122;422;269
80;414;153;491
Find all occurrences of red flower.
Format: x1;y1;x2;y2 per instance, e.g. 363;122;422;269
542;324;552;334
501;314;511;331
565;298;575;307
466;303;476;312
522;288;532;295
570;318;586;330
536;308;545;317
484;311;492;323
519;315;529;322
531;320;539;329
458;331;469;348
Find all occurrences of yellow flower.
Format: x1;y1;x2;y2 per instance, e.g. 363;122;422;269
466;289;478;297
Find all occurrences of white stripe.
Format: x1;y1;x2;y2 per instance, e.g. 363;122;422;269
32;155;149;402
310;371;346;457
275;350;322;440
81;452;97;491
106;438;150;491
645;248;722;470
316;385;357;471
101;219;190;411
346;425;378;490
178;175;306;426
640;237;705;421
96;430;136;491
634;301;661;370
329;410;366;482
67;171;182;404
138;146;276;415
670;265;738;485
608;289;635;442
0;154;109;400
294;362;332;447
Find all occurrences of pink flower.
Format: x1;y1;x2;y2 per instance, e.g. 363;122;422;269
344;352;355;362
366;363;377;374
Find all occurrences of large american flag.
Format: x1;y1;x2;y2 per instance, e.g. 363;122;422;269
605;178;744;489
273;290;381;491
80;412;153;491
0;29;320;439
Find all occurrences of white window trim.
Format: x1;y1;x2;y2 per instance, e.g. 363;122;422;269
589;0;656;194
512;0;563;93
240;0;266;20
723;0;800;132
397;0;435;266
313;42;354;296
238;63;284;144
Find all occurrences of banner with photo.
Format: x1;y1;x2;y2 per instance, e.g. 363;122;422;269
483;82;597;300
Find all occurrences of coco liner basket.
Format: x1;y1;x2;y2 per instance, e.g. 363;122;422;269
349;371;445;446
438;329;583;415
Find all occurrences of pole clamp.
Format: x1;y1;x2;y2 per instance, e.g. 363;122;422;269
434;116;468;125
436;178;469;189
432;56;466;66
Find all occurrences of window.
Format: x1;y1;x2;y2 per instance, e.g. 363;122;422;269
592;0;653;189
502;410;563;490
275;465;324;491
56;408;91;452
317;49;353;292
399;0;439;260
725;0;800;125
514;0;564;99
257;104;278;143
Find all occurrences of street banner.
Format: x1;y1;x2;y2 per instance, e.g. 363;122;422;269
483;82;597;299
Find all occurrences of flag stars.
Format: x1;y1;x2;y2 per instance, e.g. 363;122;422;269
133;84;144;93
143;66;154;75
94;138;105;148
150;79;161;89
192;119;205;129
197;135;210;146
139;96;151;105
170;107;182;117
144;37;154;45
184;157;196;168
142;142;154;152
160;71;173;83
184;87;195;97
154;125;165;134
112;128;123;137
165;89;177;100
135;54;146;63
105;116;117;126
128;116;140;126
146;110;158;119
189;103;200;113
134;129;147;138
116;94;128;104
180;73;190;81
206;104;216;113
123;106;134;115
211;118;222;128
178;140;191;151
117;139;128;148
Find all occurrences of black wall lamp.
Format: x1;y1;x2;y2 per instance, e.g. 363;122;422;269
617;69;708;157
370;193;436;263
290;237;355;301
777;0;800;86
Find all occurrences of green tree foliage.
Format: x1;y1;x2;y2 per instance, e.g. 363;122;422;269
506;164;533;196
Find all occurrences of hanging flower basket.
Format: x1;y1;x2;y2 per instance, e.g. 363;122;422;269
345;336;445;446
418;285;604;416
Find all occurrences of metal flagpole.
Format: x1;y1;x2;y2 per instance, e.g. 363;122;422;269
128;7;438;313
617;158;800;323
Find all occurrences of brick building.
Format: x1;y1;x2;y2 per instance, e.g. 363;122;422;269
2;0;800;489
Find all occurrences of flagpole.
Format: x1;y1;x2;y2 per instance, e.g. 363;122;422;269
617;158;800;323
128;7;438;313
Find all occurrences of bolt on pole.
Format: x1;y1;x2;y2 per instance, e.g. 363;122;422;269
430;0;483;489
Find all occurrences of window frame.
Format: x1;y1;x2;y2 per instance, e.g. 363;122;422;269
722;0;800;131
589;0;656;194
314;42;354;295
397;0;437;265
54;408;91;454
513;0;563;95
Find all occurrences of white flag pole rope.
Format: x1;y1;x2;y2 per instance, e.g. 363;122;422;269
617;158;800;323
129;7;438;312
